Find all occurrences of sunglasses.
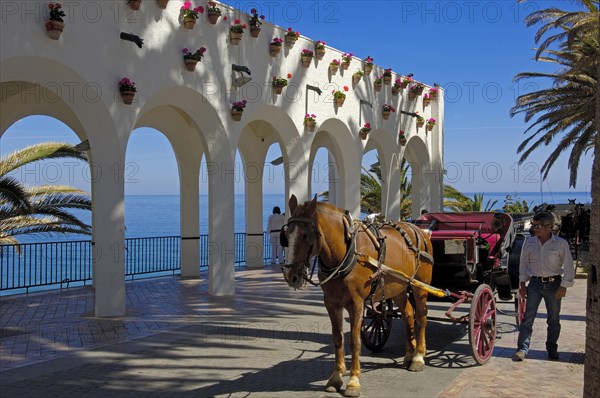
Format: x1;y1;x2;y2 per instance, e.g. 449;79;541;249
532;224;552;229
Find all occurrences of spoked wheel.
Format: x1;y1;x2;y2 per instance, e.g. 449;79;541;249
468;284;496;365
361;298;393;352
515;290;526;327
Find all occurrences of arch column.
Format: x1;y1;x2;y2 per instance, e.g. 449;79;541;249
208;150;235;296
180;160;201;276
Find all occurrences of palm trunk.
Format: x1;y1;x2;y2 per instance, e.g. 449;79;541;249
583;49;600;398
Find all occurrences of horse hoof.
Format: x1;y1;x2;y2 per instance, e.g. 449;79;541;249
408;362;425;372
325;380;343;392
344;386;361;397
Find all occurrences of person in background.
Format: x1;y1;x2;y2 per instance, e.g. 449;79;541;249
267;206;285;265
513;211;575;361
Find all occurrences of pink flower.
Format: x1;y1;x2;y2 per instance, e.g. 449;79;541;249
287;73;292;79
181;1;191;10
234;19;241;24
251;8;257;13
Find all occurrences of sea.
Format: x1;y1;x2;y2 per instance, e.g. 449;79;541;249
15;192;592;243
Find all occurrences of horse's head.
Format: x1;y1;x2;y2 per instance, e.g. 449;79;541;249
281;194;319;289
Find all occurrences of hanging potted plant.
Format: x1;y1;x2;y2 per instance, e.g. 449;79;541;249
429;87;439;101
180;1;202;29
315;40;326;60
273;73;292;94
229;19;247;45
401;75;413;88
206;1;221;24
157;0;169;9
269;38;283;56
415;112;425;128
426;117;436;131
383;68;393;85
304;114;317;132
363;56;374;75
128;0;142;10
329;59;340;75
231;100;247;121
182;47;206;71
408;84;424;100
118;77;137;105
300;49;314;67
382;104;396;120
248;8;265;38
45;3;65;40
423;93;431;107
332;86;349;107
399;130;407;146
392;78;402;96
285;27;300;46
374;76;383;92
359;123;371;140
341;52;353;70
352;69;364;85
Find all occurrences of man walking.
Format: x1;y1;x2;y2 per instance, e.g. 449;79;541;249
513;211;575;361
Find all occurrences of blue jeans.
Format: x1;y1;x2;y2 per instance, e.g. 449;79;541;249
517;278;562;354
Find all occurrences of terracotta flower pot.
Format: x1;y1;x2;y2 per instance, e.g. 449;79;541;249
416;86;425;95
45;20;64;40
208;11;220;25
329;65;339;75
305;121;316;132
399;137;407;146
335;97;345;107
231;110;243;121
341;61;350;70
363;64;373;75
184;59;198;71
409;92;417;100
374;83;382;92
183;17;196;29
352;74;362;85
157;0;169;9
400;81;409;89
301;56;312;67
382;111;390;120
120;90;136;105
274;84;284;94
392;87;400;96
417;120;425;128
423;98;431;107
383;76;392;85
430;92;438;101
230;31;243;45
427;123;435;131
128;0;141;10
285;36;297;46
315;49;326;60
269;44;282;56
250;27;261;38
359;131;369;140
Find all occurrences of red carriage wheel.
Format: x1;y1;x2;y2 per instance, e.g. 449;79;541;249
468;284;497;365
361;299;393;352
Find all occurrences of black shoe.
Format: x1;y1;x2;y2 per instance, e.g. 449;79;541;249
548;351;559;360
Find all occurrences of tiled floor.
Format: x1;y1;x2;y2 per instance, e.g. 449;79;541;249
0;266;586;397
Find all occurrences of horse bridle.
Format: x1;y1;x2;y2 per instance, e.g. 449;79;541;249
280;216;320;273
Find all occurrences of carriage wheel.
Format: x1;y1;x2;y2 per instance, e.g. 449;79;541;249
468;284;496;365
515;290;526;327
361;299;393;352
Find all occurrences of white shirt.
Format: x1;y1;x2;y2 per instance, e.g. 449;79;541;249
267;214;285;234
519;234;575;288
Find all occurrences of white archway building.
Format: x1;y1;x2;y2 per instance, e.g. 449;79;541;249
0;1;443;316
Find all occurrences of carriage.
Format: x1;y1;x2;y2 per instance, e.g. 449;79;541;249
281;196;527;396
360;211;524;365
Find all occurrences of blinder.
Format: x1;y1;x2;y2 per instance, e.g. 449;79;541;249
280;225;289;247
280;217;318;249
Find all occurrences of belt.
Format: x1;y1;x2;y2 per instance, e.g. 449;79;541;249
531;275;561;283
270;230;281;233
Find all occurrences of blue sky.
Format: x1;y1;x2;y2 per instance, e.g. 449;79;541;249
1;0;593;197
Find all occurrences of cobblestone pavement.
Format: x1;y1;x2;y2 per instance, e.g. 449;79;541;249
0;266;586;397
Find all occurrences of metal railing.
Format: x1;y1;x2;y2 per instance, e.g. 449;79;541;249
1;233;273;294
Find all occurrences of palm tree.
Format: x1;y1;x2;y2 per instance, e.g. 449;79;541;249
359;158;412;220
0;142;92;247
512;2;599;395
443;185;498;212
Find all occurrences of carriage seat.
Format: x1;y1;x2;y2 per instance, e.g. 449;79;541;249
430;230;478;240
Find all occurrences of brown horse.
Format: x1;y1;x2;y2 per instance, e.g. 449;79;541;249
281;195;434;397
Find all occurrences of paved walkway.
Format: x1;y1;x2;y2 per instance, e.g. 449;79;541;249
0;266;586;397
